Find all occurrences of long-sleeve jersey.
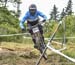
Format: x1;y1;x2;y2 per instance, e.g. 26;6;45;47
20;10;47;29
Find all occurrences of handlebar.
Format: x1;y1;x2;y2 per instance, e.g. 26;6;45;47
27;21;44;30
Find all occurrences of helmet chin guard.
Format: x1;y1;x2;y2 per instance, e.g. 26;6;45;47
29;4;37;16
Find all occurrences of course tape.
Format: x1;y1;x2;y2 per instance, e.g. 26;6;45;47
0;33;75;39
0;33;30;37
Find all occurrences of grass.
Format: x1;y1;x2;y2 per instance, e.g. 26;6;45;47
62;42;75;58
0;39;75;61
0;38;34;51
0;40;75;56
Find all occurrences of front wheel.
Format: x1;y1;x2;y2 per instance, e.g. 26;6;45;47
33;32;47;60
39;35;47;60
34;33;46;50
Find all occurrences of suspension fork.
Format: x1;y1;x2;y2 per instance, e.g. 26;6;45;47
31;32;41;49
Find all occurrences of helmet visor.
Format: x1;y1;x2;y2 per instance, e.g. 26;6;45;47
29;8;36;13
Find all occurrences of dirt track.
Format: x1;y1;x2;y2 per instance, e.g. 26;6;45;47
0;48;50;65
0;48;74;65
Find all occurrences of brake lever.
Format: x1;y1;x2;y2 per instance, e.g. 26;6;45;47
41;22;45;26
39;21;45;26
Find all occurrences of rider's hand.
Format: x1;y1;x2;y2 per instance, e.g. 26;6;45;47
41;22;45;26
41;19;46;26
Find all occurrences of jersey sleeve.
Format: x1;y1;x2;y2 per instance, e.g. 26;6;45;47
19;12;28;29
38;11;47;20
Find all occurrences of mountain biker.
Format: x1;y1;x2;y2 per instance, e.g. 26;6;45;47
19;4;47;59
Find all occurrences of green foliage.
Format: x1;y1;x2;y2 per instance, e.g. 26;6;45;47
0;7;19;33
64;15;75;36
65;0;73;15
50;4;59;20
0;7;22;42
44;20;56;37
60;8;66;20
44;15;75;43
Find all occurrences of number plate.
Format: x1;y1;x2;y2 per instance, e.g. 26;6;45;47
32;27;39;33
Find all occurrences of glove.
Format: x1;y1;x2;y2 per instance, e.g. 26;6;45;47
41;22;45;26
41;19;46;26
21;28;26;33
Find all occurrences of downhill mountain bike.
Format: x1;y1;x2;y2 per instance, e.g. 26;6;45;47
28;22;47;60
